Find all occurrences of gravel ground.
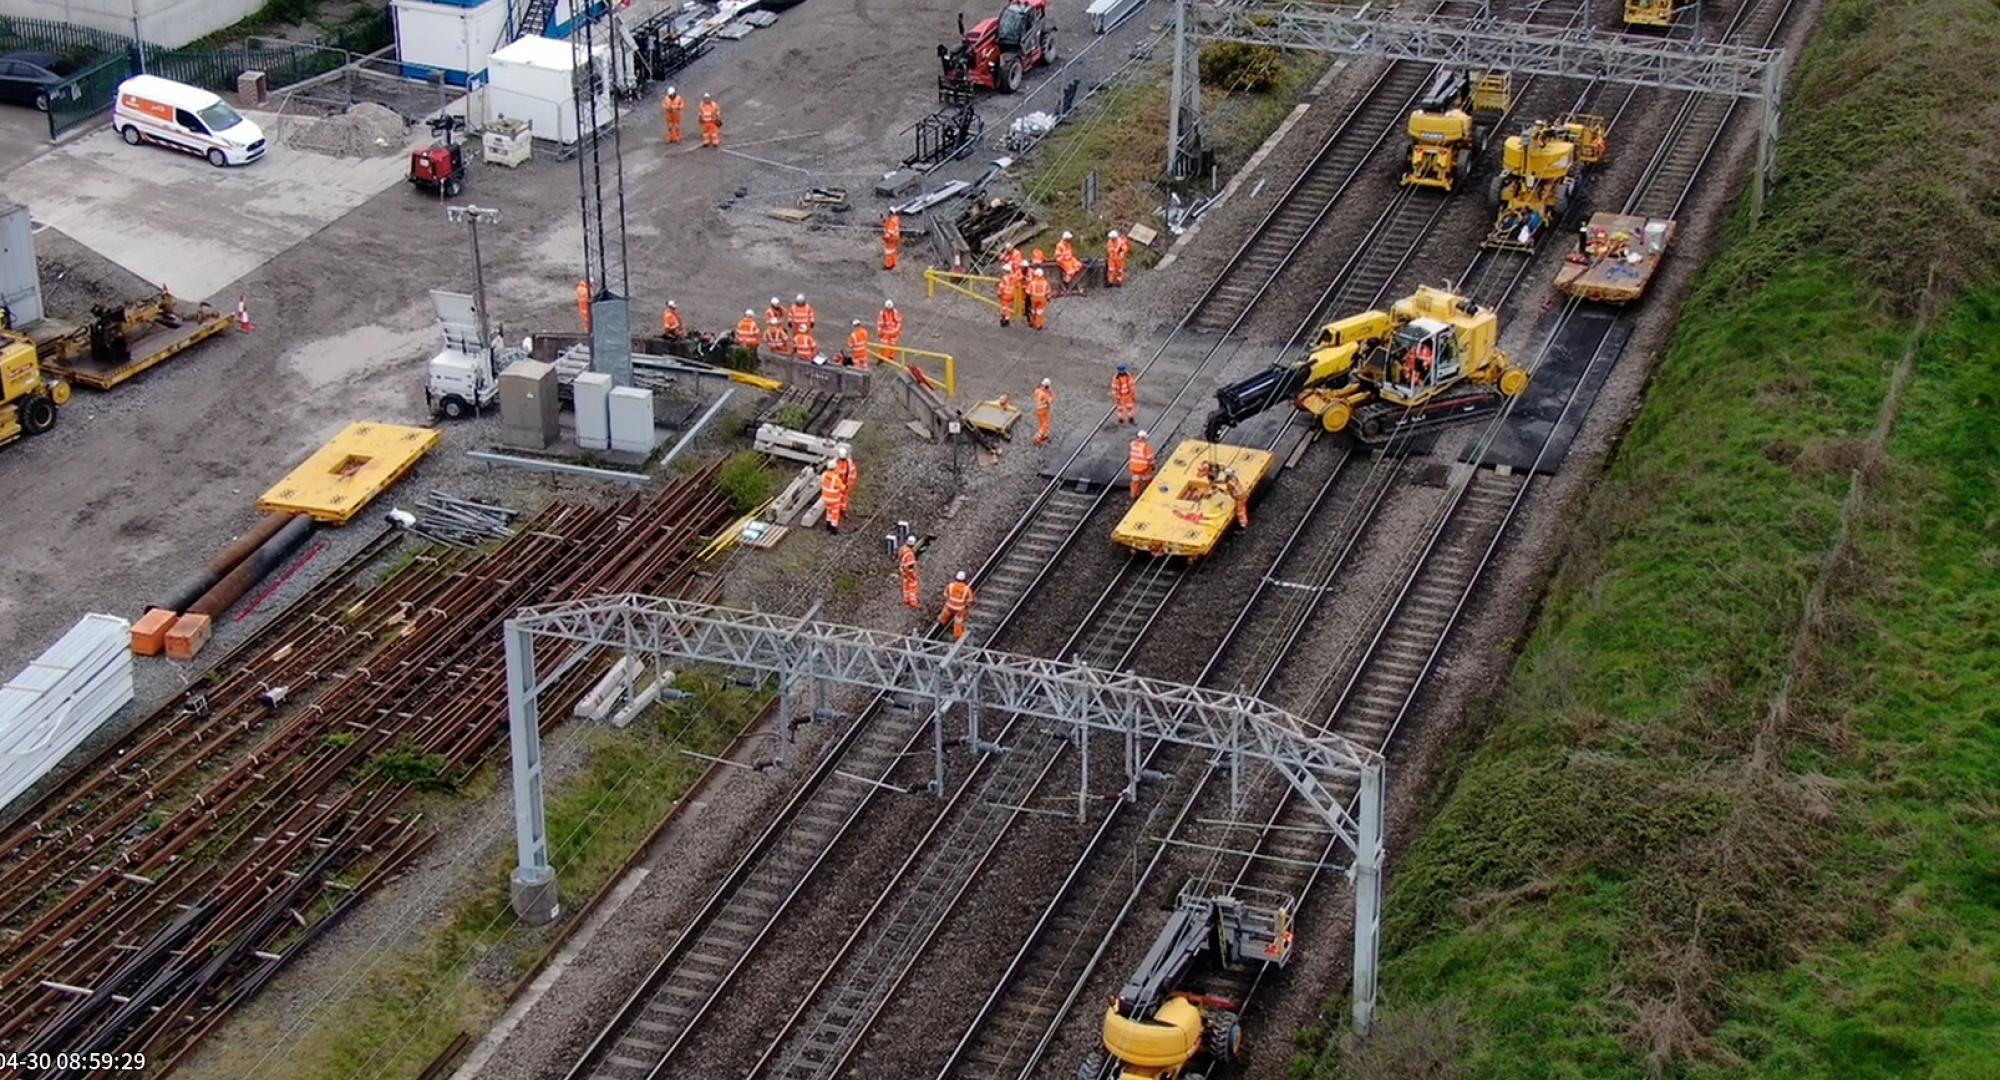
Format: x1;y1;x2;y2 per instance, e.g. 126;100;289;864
0;0;1818;1074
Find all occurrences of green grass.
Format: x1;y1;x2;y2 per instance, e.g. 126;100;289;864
1299;1;2000;1076
187;673;767;1080
716;449;780;513
1020;50;1323;256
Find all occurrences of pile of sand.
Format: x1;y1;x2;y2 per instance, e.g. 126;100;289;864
285;102;411;158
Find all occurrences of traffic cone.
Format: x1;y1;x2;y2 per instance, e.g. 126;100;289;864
235;296;254;333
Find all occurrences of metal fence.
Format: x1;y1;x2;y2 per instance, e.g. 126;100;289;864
23;13;394;139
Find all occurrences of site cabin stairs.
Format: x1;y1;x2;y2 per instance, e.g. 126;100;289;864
517;0;557;38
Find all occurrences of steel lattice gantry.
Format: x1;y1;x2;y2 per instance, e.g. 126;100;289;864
501;594;1391;1032
1170;0;1787;218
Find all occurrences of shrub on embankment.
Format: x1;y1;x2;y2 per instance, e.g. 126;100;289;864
1301;1;2000;1077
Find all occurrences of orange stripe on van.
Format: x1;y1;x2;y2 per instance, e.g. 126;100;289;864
120;94;174;123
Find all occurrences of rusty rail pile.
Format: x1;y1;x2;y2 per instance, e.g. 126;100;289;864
0;471;733;1076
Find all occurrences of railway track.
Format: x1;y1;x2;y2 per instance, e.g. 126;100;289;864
941;1;1807;1075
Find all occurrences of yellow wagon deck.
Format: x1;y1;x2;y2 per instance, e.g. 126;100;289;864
1111;440;1275;558
259;422;440;524
1553;212;1675;304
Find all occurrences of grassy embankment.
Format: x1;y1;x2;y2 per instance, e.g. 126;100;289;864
1023;43;1322;255
187;674;766;1080
1301;1;1999;1076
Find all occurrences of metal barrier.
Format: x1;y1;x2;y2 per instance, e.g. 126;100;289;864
46;53;131;140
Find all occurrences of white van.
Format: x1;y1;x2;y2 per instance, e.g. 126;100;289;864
111;74;265;167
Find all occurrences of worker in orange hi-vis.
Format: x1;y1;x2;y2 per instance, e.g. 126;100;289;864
736;310;761;350
576;279;592;332
698;93;722;148
1003;246;1027;279
1054;230;1083;286
881;211;903;271
1033;377;1055;446
1026;268;1051;330
997;271;1018;327
793;326;818;363
833;444;858;493
898;538;921;610
819;465;848;532
662;86;685;144
1128;429;1157;500
846;320;872;368
790;293;816;336
938;571;975;642
1111;364;1138;424
1222;467;1250;529
764;297;790;353
1105;229;1131;287
875;300;902;352
661;300;685;343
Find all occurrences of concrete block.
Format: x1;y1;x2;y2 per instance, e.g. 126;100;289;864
574;372;612;451
608;386;656;454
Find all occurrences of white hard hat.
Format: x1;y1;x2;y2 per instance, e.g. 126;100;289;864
771;297;782;307
884;299;895;309
1033;267;1045;276
1136;429;1148;439
955;571;967;582
852;319;862;326
702;92;712;99
1040;377;1051;387
796;293;807;303
1108;229;1120;238
837;444;850;457
666;300;676;308
1062;231;1073;240
667;86;676;95
745;309;756;316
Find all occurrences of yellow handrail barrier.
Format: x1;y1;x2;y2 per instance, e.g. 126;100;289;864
924;267;1026;317
869;342;957;398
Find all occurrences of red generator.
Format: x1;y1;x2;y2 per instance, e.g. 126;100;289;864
938;0;1056;96
409;114;466;198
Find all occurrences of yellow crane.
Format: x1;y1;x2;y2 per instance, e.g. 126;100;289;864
1400;70;1505;193
1202;285;1529;446
1484;114;1608;251
0;326;70;451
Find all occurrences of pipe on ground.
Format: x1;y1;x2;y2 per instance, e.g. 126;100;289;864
158;511;295;613
187;515;317;619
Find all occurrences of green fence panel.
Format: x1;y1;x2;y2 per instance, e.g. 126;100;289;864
46;52;135;140
0;15;131;62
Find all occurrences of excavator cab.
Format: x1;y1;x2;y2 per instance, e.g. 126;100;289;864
1378;319;1462;403
996;2;1037;50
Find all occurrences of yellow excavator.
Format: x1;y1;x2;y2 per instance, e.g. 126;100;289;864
1098;889;1294;1080
0;324;69;451
1202;285;1529;446
1624;0;1686;27
1484;114;1608;251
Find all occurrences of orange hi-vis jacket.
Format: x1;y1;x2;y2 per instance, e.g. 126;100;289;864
737;316;761;348
1026;275;1051;306
847;327;871;366
663;308;684;336
1111;372;1136;404
699;98;721;127
943;579;974;613
1129;437;1157;478
791;302;815;332
876;306;903;345
883;214;902;246
1033;384;1054;416
820;468;847;506
794;329;818;359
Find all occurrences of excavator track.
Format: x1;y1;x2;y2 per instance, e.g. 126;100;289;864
1347;383;1506;446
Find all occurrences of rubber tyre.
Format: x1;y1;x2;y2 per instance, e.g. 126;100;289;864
999;56;1023;94
1486;173;1505;210
207;148;228;168
121;124;141;146
444;176;463;197
34;91;50;112
20;394;57;435
1043;32;1057;64
440;395;471;420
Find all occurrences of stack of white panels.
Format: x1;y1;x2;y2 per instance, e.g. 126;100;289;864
0;614;134;810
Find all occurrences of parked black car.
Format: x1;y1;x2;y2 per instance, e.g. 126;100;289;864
0;51;82;111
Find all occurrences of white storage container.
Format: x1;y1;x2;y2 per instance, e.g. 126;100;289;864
482;117;533;166
485;34;612;145
391;0;512;86
608;386;656;454
574;371;612;451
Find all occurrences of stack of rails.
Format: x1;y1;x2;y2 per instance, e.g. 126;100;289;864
0;470;736;1071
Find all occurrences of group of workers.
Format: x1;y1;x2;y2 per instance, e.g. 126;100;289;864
577;290;907;369
661;87;724;148
989;229;1132;331
892;533;976;641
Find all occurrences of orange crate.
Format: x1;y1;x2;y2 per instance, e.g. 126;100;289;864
132;608;177;657
165;613;213;661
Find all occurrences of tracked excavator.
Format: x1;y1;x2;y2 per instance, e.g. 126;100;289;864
1202;285;1529;446
1095;888;1295;1080
1484;114;1608;250
1400;70;1488;193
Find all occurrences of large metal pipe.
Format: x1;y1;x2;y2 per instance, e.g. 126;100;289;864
158;511;294;613
187;515;317;619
